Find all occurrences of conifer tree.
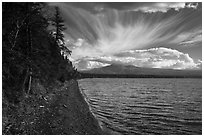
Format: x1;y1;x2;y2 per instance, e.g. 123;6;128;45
52;6;71;55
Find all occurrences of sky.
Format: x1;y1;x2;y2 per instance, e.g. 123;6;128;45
49;2;202;70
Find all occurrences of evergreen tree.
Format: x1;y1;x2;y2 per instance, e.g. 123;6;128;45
51;6;77;82
3;2;79;135
3;3;77;102
52;6;71;55
2;2;47;100
3;3;54;101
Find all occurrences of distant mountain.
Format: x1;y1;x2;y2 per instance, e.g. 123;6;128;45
80;64;202;78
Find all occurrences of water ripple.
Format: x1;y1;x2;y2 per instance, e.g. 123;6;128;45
79;78;202;135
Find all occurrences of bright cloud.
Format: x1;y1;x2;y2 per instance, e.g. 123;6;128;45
56;2;201;49
70;16;200;60
133;3;186;13
185;3;199;9
73;58;110;70
50;3;201;70
130;2;199;13
73;47;201;70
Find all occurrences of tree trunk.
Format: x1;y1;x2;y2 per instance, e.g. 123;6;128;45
27;69;32;94
22;68;29;93
25;3;33;94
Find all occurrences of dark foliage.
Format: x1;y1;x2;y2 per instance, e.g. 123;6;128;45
3;2;77;102
52;6;71;55
2;2;79;134
79;73;202;79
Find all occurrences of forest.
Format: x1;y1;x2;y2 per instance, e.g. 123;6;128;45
2;3;80;134
79;73;202;78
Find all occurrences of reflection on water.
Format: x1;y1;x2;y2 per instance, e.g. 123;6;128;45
78;78;202;135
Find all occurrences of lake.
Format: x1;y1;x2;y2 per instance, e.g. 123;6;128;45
78;78;202;135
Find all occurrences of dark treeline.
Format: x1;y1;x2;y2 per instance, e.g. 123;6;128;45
3;2;77;103
2;2;78;134
79;73;202;79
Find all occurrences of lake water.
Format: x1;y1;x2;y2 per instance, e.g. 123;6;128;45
78;78;202;135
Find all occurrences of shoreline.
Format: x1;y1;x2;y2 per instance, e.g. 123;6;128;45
3;79;105;135
78;80;121;135
52;79;104;134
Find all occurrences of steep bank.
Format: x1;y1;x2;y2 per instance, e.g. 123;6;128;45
55;79;103;134
3;79;103;135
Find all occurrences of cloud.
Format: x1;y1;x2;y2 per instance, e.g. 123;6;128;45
69;12;201;60
49;3;201;70
132;3;186;13
185;2;199;9
196;59;202;69
73;58;110;70
60;2;200;13
101;2;200;13
73;47;201;70
168;26;202;46
50;2;201;45
178;31;202;47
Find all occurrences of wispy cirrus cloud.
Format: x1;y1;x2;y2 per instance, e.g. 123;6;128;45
51;2;201;46
49;2;202;70
64;2;200;13
178;31;202;47
68;11;201;60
